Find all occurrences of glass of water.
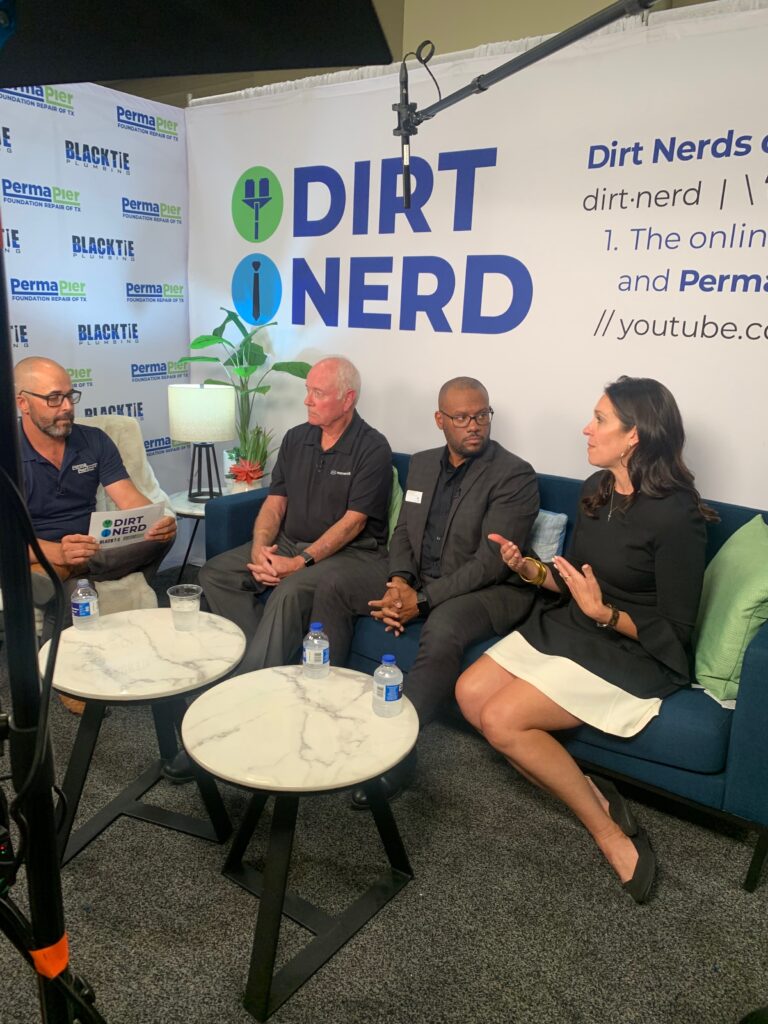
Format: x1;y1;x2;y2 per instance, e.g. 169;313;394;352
167;584;203;631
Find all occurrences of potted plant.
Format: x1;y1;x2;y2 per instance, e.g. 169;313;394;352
179;309;310;483
228;424;275;492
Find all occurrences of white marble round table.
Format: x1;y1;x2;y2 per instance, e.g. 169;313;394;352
40;607;246;701
182;665;417;1021
43;608;245;866
182;664;418;792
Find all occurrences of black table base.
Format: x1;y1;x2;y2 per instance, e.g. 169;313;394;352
223;778;413;1021
57;695;232;866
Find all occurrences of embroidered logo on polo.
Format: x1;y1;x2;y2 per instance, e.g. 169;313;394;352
71;462;97;474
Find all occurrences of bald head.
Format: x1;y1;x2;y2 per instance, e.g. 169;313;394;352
14;356;70;395
15;357;77;441
438;376;488;408
313;356;361;405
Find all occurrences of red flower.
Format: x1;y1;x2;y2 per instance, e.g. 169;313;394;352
231;459;264;483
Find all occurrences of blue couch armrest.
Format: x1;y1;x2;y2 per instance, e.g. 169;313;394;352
204;489;269;559
722;621;768;827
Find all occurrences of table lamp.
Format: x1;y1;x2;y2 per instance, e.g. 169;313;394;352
167;384;236;502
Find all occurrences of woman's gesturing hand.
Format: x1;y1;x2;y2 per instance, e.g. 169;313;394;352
551;555;609;622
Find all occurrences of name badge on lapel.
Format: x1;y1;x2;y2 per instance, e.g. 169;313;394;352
405;490;422;504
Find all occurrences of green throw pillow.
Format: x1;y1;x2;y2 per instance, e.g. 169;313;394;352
695;514;768;700
388;466;404;541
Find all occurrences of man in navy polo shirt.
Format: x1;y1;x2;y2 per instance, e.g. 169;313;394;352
200;355;392;672
16;356;177;612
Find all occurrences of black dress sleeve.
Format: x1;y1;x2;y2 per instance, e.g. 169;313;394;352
629;492;707;679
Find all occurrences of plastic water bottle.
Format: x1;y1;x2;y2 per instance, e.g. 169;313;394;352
71;579;99;630
372;654;403;717
302;622;330;678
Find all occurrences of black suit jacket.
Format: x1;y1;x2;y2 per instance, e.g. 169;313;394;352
388;440;539;634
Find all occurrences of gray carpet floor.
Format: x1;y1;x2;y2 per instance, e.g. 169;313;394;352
1;568;766;1024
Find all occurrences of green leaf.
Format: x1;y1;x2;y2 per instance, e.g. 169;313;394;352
272;361;312;378
245;321;277;339
202;378;234;387
230;365;266;379
210;309;247;341
241;341;267;367
246;385;271;395
189;335;225;350
178;355;222;363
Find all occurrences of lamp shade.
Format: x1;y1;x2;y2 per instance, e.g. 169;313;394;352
167;384;236;443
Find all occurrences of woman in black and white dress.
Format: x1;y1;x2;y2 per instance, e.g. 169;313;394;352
455;376;716;903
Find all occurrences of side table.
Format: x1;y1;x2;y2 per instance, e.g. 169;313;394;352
168;490;208;583
41;608;245;865
182;665;419;1021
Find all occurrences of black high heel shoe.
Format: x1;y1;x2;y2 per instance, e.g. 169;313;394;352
590;774;639;837
622;826;656;904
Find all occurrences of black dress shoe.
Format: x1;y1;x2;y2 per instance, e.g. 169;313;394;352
351;748;417;810
590;774;639;837
161;750;195;784
622;826;656;904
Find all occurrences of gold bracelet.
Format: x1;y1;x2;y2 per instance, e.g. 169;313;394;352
518;556;547;587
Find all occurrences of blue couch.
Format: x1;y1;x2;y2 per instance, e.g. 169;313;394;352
205;453;768;890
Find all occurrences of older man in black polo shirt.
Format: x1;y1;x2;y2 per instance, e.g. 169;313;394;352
199;355;392;672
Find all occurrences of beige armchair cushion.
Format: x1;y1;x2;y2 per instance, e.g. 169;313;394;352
86;414;174;518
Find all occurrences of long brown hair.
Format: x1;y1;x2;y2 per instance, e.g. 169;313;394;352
582;376;718;521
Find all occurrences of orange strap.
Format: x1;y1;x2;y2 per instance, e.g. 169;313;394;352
30;933;69;979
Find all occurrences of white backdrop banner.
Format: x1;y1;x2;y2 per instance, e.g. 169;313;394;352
0;81;191;495
187;0;768;508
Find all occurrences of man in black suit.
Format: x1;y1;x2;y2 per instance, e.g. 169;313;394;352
312;376;539;804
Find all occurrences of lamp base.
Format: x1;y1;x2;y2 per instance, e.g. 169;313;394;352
187;442;224;503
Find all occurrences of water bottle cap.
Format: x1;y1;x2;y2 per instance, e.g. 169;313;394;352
310;622;323;631
381;654;396;664
76;579;89;586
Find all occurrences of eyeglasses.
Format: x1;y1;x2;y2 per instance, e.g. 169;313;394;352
439;407;494;428
19;389;82;407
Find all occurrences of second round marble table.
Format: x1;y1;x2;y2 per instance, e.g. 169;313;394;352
182;665;418;1021
41;607;246;865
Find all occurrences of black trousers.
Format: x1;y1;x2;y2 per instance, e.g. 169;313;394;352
312;567;524;727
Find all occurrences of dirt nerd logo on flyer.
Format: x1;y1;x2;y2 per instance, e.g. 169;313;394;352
0;86;75;116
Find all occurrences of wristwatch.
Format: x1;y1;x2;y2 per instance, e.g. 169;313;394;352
301;550;315;568
416;590;430;618
596;603;619;629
